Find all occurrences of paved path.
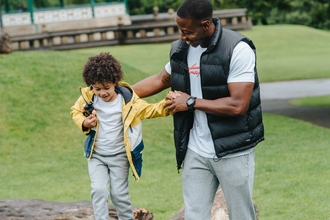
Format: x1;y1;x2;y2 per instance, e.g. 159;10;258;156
260;78;330;129
260;78;330;100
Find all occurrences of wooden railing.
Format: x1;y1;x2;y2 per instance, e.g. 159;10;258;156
9;9;252;51
1;2;127;26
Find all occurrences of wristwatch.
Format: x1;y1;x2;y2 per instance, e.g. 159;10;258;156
186;96;196;112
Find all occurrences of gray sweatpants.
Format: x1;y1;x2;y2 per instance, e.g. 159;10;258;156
88;152;134;220
182;148;256;220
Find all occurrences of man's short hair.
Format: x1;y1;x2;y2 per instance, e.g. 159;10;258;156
177;0;213;21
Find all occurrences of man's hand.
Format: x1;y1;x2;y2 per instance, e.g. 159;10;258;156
164;90;190;114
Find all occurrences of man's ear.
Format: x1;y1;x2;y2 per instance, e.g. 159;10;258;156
201;19;210;30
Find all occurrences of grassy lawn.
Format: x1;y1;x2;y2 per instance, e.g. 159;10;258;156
254;114;330;220
239;24;330;82
0;24;330;219
290;95;330;107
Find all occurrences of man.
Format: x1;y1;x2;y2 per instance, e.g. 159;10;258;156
132;0;264;219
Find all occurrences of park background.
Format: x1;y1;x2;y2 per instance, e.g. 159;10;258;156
1;0;330;219
1;0;330;30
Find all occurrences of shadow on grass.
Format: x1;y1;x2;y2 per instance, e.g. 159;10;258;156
262;99;330;129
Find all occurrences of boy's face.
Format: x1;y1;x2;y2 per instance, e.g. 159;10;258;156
92;82;117;102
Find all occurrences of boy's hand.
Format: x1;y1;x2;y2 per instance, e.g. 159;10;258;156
83;115;97;128
166;90;182;100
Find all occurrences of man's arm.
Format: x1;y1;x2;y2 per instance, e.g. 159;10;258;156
165;82;254;116
132;68;171;98
195;82;254;116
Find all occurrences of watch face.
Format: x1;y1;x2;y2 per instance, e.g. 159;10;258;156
187;98;194;105
187;97;196;112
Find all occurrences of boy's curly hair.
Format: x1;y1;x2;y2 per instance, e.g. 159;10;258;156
82;52;123;86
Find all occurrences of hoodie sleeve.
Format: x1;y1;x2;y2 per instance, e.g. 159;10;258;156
70;96;90;134
135;98;171;120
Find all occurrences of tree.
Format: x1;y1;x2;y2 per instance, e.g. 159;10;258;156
126;0;181;15
277;0;330;29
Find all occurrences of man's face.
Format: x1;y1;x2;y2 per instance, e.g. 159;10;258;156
176;16;209;48
92;82;117;102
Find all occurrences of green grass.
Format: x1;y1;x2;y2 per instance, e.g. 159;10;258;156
239;24;330;82
290;95;330;107
0;50;182;218
255;114;330;220
1;24;330;219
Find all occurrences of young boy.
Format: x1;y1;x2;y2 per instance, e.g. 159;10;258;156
70;52;169;220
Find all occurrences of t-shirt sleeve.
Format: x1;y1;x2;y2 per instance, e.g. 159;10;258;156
228;41;255;83
165;61;171;74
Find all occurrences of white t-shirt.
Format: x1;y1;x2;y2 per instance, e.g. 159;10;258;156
93;94;125;155
165;41;255;158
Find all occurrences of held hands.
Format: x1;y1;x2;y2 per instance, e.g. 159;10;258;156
165;90;190;114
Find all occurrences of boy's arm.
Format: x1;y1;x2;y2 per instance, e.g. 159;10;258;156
135;98;171;119
70;96;90;134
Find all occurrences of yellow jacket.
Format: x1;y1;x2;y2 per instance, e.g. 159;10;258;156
70;81;169;181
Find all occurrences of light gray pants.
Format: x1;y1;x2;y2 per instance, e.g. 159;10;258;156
182;148;256;220
88;152;133;220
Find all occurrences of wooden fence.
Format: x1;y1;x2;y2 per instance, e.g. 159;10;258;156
9;9;252;51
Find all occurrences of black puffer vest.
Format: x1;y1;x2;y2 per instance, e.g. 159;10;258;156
170;18;264;170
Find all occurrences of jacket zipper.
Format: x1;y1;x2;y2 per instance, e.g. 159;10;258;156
123;106;133;132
